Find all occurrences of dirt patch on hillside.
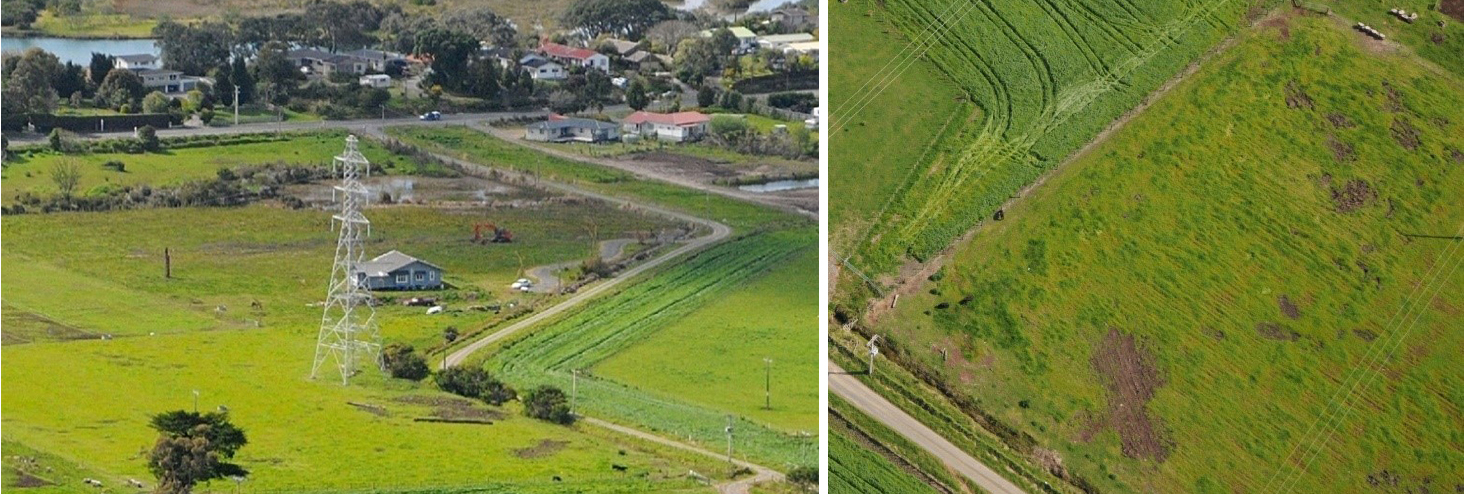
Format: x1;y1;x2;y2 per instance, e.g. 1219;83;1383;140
626;151;739;178
1353;328;1379;342
1450;148;1464;164
1326;112;1356;128
1391;118;1421;150
1327;135;1356;162
1284;80;1314;109
1382;81;1406;112
1256;321;1300;341
1278;295;1302;319
10;468;53;488
1331;179;1377;213
396;395;504;421
514;439;569;459
1;309;96;345
1090;328;1171;462
1442;0;1464;22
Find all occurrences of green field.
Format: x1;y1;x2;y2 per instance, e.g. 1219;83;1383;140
1319;0;1464;77
832;0;1261;276
828;395;968;494
863;17;1464;493
0;134;740;491
596;247;819;433
1;133;393;202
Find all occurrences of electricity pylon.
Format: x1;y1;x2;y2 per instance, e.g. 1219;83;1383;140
311;135;381;385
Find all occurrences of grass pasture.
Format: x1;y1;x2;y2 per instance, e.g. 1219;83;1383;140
869;17;1464;493
832;0;1262;276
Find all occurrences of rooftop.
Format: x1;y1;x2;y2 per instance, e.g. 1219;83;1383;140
541;42;600;61
623;111;711;126
530;118;619;131
354;250;440;276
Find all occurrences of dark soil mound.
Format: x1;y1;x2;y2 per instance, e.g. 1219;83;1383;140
1090;328;1171;462
1256;321;1300;341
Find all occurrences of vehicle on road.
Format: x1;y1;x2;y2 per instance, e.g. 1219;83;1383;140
419;111;441;121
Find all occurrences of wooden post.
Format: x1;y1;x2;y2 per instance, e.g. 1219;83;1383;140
165;248;172;279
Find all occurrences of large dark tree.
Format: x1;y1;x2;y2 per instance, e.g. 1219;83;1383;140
229;57;255;105
434;366;516;406
465;58;501;100
625;79;649;111
146;410;248;494
88;52;116;85
153;20;235;75
414;28;479;92
439;7;518;48
303;0;385;51
560;0;673;40
2;48;61;115
94;68;145;110
382;343;430;381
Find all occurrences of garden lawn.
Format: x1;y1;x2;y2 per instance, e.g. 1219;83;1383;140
595;247;819;433
873;17;1464;493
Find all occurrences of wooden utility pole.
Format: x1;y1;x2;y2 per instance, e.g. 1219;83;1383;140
165;247;172;279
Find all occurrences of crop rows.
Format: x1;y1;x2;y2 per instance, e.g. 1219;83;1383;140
485;229;817;467
845;0;1259;274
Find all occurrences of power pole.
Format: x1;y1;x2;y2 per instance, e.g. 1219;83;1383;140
763;357;772;410
867;335;881;375
571;369;579;415
164;247;172;279
233;85;240;126
724;415;735;474
192;390;199;413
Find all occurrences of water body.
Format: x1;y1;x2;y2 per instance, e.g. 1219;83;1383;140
673;0;790;14
0;36;159;65
738;178;819;193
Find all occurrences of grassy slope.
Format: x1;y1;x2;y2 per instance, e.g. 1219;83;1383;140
827;0;971;249
834;0;1260;275
878;17;1464;493
1;133;393;201
829;395;968;494
595;247;820;433
830;433;942;494
1321;0;1464;77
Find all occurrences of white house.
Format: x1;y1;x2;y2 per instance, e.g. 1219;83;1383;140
540;42;610;73
114;54;160;71
136;69;203;94
520;55;566;80
701;27;758;54
359;74;391;88
621;111;712;143
784;41;820;60
756;33;816;50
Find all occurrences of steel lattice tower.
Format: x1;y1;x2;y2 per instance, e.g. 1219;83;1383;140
311;135;382;385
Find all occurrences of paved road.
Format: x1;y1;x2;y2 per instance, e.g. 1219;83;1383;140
4;109;550;143
829;362;1027;494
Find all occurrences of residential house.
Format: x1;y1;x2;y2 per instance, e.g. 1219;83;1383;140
540;42;610;73
114;54;160;71
341;49;405;72
771;7;813;29
352;250;444;290
625;51;672;71
526;116;621;143
482;46;519;69
621;111;712;142
137;69;203;94
784;41;820;60
286;49;373;76
520;55;566;80
700;27;758;54
603;38;641;58
757;33;816;50
359;74;391;88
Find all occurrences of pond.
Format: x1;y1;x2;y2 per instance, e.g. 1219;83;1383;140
0;36;159;65
672;0;791;14
737;178;819;193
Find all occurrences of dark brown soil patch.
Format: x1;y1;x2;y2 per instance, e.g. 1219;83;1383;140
627;151;738;178
1285;80;1314;109
1260;14;1291;40
395;395;503;421
1278;295;1302;319
1391;118;1421;150
1447;147;1464;164
514;439;569;459
1090;328;1171;462
1382;81;1406;112
0;309;97;345
10;469;52;488
1353;329;1379;342
1442;0;1464;22
1326;112;1355;128
1327;135;1356;162
1331;179;1376;213
1256;322;1300;341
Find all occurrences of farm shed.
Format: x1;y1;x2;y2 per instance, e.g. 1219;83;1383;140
353;250;444;290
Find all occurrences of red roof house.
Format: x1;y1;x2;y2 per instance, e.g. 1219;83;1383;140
621;111;712;142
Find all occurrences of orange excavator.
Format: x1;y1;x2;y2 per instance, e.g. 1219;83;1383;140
473;222;514;243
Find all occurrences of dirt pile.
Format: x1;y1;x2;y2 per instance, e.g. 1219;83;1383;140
1278;295;1302;319
1391;118;1421;150
1331;179;1376;213
1090;328;1171;462
1256;321;1301;341
1285;80;1315;109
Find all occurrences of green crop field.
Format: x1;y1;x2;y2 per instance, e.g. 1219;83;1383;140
863;16;1464;493
596;246;819;433
831;0;1263;277
0;134;739;492
829;395;968;494
480;228;819;468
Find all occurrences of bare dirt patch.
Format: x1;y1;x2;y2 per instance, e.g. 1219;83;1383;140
1284;80;1314;109
1442;0;1464;22
1256;321;1300;341
394;395;504;421
10;468;53;488
626;151;739;178
514;439;569;459
1331;179;1377;213
1;309;97;345
1382;81;1406;112
1449;148;1464;164
1278;295;1302;319
1327;134;1356;162
1326;112;1356;128
1391;118;1421;150
1090;328;1171;462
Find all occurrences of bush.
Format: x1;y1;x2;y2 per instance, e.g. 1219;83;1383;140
787;465;817;486
522;385;574;425
137;125;160;152
766;92;818;114
382;343;430;381
434;366;516;405
199;108;215;124
101;160;127;172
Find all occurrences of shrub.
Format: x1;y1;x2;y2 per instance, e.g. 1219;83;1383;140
101;160;127;172
137;125;160;152
522;385;574;425
787;465;817;486
382;343;430;381
434;366;516;405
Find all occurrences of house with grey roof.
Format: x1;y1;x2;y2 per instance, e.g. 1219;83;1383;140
525;117;620;143
114;54;160;71
352;250;444;290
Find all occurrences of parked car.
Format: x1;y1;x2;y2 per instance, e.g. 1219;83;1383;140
419;111;441;121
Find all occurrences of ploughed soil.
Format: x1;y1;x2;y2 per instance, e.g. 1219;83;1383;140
514;439;569;459
1090;328;1171;462
1331;179;1376;213
626;151;740;179
394;395;504;421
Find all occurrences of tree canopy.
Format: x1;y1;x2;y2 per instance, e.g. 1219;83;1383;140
146;410;249;494
560;0;674;40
